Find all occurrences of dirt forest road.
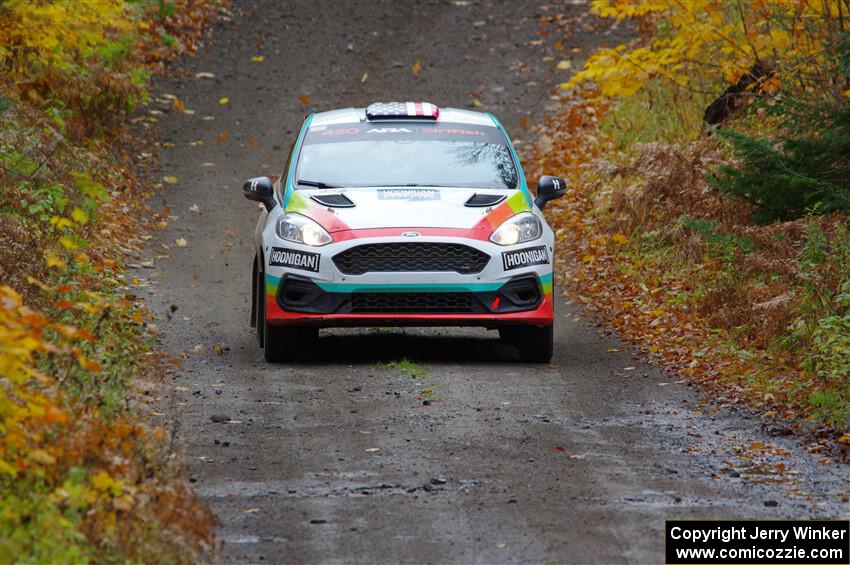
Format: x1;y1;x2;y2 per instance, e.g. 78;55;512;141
144;1;850;563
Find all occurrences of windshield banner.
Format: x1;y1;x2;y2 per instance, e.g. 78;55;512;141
305;122;506;145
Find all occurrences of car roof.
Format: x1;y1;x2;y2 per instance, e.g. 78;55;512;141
309;106;497;128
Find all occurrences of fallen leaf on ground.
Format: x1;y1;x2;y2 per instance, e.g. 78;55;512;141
173;98;185;112
163;175;178;185
217;131;229;143
195;72;215;79
361;72;368;83
243;508;260;513
412;59;422;77
251;55;264;62
298;95;311;105
189;204;200;214
175;238;188;247
556;60;572;70
249;137;259;148
218;97;229;105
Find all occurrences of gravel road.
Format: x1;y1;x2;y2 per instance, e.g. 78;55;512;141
144;1;850;562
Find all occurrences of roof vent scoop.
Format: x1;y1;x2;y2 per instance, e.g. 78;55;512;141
465;193;507;207
366;102;440;120
311;193;355;208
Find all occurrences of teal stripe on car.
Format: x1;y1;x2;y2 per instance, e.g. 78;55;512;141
265;274;504;294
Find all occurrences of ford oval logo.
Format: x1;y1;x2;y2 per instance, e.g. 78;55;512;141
401;231;420;237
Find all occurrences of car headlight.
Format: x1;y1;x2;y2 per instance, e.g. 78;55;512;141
276;213;332;246
490;213;542;246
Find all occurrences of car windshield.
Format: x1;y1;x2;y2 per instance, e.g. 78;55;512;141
295;122;518;189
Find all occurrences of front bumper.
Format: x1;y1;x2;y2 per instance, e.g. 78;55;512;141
263;234;554;328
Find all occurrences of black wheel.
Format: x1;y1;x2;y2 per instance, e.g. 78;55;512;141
256;258;265;348
263;319;289;363
257;260;318;363
516;324;554;363
250;255;259;329
263;321;318;363
498;326;519;344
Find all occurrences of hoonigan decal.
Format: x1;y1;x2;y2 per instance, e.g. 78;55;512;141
269;247;320;272
502;245;549;271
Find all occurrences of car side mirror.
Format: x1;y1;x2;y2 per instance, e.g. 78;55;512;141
243;177;276;211
533;175;567;210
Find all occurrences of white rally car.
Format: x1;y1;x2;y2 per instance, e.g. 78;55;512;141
243;102;566;362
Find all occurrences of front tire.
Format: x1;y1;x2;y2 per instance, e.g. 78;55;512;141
256;257;265;348
516;325;554;363
259;272;318;362
263;321;318;363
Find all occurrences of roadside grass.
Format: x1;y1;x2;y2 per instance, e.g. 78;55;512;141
528;1;850;439
525;86;850;438
374;358;428;379
0;1;225;561
600;79;713;148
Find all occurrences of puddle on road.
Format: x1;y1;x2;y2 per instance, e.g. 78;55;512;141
198;478;462;500
222;534;288;545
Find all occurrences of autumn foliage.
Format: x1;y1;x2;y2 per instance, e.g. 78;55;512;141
530;1;849;440
0;1;223;561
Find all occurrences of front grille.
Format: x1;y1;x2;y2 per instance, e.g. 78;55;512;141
350;292;474;313
333;243;490;275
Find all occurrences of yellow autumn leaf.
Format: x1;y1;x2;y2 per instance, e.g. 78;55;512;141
556;60;572;70
59;236;78;250
251;55;264;62
45;252;67;269
843;89;850;98
50;216;74;229
29;449;56;466
412;60;422;77
175;238;188;247
163;175;178;185
611;233;629;245
71;207;88;224
76;302;100;315
91;470;114;492
219;97;229;105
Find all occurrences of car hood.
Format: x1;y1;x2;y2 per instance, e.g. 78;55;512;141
294;187;526;231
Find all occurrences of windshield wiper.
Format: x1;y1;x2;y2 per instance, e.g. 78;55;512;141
297;179;341;189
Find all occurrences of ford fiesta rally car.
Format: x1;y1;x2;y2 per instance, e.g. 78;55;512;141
243;102;566;363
